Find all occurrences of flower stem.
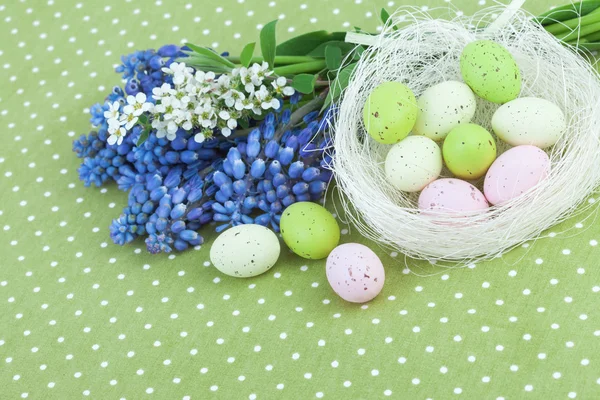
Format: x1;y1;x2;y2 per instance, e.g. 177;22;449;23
227;55;317;65
577;30;600;42
557;20;600;42
273;89;328;142
274;61;327;76
265;75;330;87
545;6;600;35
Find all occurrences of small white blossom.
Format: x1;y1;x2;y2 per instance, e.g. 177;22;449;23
272;77;295;96
162;62;193;85
107;126;126;146
120;111;139;131
166;121;178;138
194;132;206;143
218;110;237;134
197;103;216;128
254;85;280;110
103;101;121;120
152;83;174;101
123;92;152;117
107;117;121;134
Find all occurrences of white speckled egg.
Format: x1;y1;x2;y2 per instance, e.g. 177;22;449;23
484;145;551;205
326;243;385;303
418;178;489;215
492;97;566;148
210;224;280;278
384;135;442;192
413;80;477;141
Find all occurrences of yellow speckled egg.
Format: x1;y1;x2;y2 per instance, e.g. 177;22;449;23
362;81;418;144
443;123;497;180
280;202;340;260
460;40;521;104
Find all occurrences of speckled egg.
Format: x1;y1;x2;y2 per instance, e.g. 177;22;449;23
484;145;551;206
362;81;418;144
418;178;489;215
280;202;340;260
492;97;566;148
460;40;521;104
413;80;477;141
443;123;497;180
326;243;385;303
210;224;281;278
384;135;442;192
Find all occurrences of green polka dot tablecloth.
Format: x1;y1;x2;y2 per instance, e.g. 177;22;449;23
1;0;599;399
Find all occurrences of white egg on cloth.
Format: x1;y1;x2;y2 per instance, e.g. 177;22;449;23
384;135;443;192
413;80;477;141
210;224;280;278
491;97;566;148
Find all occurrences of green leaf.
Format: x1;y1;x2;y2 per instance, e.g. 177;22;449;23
380;8;398;30
292;74;317;94
260;20;278;69
240;42;256;68
184;43;236;68
307;41;357;58
136;128;150;147
352;46;366;61
380;8;391;25
138;114;148;125
179;54;234;73
276;31;347;56
239;117;250;129
322;62;357;111
325;45;342;71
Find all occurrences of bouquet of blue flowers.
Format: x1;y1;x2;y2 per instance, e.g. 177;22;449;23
72;17;350;254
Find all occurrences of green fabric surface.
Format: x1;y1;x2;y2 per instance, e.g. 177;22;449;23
1;0;599;399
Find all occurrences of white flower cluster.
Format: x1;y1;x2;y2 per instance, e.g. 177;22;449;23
104;61;295;146
104;93;151;145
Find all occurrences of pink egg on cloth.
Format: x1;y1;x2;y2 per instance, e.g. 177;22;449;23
484;145;550;206
418;178;489;215
326;243;385;303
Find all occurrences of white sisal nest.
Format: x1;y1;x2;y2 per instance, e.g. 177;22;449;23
331;4;600;263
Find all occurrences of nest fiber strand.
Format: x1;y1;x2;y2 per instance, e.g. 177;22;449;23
332;6;600;262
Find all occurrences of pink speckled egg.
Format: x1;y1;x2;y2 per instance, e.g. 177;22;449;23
418;178;489;215
326;243;385;303
484;145;550;206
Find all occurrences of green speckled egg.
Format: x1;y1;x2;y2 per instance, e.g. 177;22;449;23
443;123;497;179
280;202;340;260
362;81;418;144
460;40;521;104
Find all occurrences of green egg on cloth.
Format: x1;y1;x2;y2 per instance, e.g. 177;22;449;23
280;202;340;260
362;81;418;144
210;224;280;278
460;40;521;104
